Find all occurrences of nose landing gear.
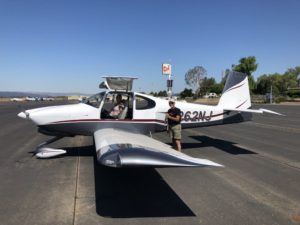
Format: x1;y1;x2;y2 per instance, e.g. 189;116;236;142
35;136;66;158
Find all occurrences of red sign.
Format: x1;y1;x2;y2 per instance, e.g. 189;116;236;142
162;64;172;75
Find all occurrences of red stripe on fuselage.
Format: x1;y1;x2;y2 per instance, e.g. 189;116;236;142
50;110;238;125
51;119;166;124
236;99;248;109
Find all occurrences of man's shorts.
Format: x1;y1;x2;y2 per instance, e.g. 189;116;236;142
169;124;182;140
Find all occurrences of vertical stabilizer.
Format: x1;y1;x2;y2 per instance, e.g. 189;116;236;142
218;71;251;109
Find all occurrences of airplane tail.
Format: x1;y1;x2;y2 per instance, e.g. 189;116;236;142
217;71;284;116
218;71;251;110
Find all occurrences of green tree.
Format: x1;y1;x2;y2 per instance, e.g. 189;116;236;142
256;69;299;96
149;91;158;96
257;73;284;95
200;77;216;95
185;66;207;98
248;75;257;93
209;83;224;94
232;56;258;92
284;66;300;78
256;74;271;95
232;56;258;76
157;90;168;97
179;88;193;98
283;67;300;91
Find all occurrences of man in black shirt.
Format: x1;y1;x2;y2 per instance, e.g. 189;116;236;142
166;99;182;151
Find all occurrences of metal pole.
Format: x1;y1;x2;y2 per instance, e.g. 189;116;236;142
270;85;272;104
168;73;172;99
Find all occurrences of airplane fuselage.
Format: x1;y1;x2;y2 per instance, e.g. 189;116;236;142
19;91;251;137
18;73;280;163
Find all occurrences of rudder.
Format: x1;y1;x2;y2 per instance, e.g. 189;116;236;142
218;71;251;109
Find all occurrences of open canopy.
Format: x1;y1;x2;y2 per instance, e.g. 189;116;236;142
99;76;138;91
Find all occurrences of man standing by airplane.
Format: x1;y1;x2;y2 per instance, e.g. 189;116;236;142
166;99;182;151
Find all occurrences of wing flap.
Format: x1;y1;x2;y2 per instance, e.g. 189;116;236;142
94;129;223;168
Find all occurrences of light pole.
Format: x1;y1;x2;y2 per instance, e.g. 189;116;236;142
270;84;273;104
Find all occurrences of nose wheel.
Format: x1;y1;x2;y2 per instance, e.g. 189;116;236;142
35;136;66;158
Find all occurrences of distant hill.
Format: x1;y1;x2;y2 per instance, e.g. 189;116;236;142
0;91;91;98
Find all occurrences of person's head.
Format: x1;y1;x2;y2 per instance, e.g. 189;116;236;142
168;99;175;108
116;94;122;103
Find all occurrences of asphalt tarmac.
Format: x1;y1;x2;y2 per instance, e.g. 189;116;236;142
0;101;299;225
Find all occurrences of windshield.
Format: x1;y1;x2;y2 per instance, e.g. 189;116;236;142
83;92;105;108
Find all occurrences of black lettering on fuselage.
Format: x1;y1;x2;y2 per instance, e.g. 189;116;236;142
181;110;213;122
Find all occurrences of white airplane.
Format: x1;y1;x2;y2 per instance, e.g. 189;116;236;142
11;97;23;102
18;72;282;168
42;97;55;101
25;96;37;101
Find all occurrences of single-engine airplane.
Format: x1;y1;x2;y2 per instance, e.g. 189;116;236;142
18;71;282;168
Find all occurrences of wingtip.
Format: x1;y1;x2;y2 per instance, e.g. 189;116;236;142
215;163;224;167
191;158;224;167
207;162;224;167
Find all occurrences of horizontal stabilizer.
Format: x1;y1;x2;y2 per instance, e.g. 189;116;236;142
224;108;284;116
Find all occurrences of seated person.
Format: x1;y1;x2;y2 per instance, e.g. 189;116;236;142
109;95;125;118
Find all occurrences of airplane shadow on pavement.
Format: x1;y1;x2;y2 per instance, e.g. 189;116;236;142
60;135;254;218
93;157;196;218
50;144;196;218
186;135;256;155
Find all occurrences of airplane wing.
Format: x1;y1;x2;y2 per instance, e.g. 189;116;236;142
94;128;223;168
224;108;284;116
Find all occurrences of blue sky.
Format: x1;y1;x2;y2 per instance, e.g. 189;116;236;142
0;0;299;94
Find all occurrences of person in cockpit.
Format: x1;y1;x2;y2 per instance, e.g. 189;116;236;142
109;94;125;118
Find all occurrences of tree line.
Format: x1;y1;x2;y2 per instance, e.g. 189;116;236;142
149;90;168;97
181;56;300;99
149;57;299;99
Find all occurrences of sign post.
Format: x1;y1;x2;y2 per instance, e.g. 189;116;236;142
162;63;172;99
